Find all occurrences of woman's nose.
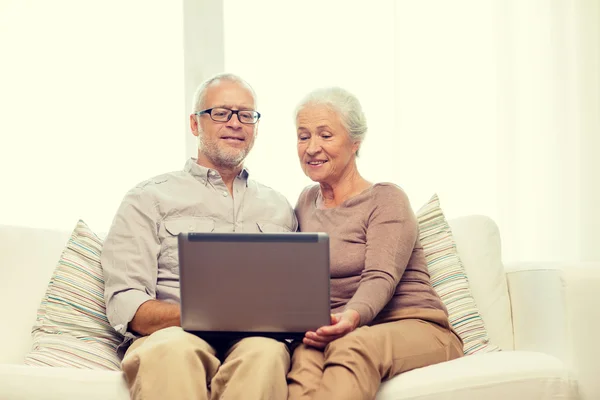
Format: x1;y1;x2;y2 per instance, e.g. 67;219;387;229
306;138;321;155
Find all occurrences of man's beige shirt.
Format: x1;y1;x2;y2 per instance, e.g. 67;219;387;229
101;158;297;345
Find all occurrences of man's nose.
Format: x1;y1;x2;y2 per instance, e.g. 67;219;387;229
226;112;242;129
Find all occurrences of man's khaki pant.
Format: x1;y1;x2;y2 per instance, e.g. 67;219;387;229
121;326;290;400
287;309;463;400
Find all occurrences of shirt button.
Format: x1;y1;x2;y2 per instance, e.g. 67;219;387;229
222;191;228;197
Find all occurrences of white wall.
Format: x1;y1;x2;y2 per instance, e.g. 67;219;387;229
222;0;397;205
0;0;185;233
1;0;597;263
183;0;225;157
222;0;600;263
222;0;501;249
392;1;500;220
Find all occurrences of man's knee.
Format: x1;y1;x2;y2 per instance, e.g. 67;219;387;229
233;337;290;366
125;327;213;361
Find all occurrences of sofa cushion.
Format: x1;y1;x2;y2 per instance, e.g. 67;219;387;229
24;220;122;370
375;351;578;400
449;215;514;351
0;364;129;400
0;224;71;364
416;194;499;354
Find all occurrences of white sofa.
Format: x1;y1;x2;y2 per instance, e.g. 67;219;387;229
0;215;598;399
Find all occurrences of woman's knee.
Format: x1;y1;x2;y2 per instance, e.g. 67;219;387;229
324;330;375;365
291;343;323;364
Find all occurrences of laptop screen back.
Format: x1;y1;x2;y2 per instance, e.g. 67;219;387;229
178;232;330;340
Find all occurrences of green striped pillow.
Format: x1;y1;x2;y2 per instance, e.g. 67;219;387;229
24;220;123;370
417;194;500;355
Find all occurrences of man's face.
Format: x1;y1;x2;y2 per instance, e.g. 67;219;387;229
191;80;258;170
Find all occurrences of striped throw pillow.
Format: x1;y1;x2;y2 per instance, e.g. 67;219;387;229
417;194;500;355
24;220;123;370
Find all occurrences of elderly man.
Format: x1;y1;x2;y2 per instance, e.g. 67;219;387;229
101;73;297;400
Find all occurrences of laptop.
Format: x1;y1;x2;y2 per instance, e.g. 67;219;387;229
177;231;330;340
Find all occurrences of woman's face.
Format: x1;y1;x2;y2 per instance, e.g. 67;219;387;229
296;104;359;185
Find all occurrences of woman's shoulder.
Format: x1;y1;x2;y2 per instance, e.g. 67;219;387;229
371;182;409;200
295;184;319;209
369;182;412;212
299;184;320;200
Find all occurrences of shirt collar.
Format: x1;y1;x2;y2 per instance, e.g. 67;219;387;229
184;158;250;186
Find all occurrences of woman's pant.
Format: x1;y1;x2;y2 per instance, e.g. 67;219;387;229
287;308;463;400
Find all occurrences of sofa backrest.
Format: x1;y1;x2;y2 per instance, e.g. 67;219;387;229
0;214;515;364
449;215;514;350
0;224;71;364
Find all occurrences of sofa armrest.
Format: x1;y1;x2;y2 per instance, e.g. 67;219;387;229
506;262;600;400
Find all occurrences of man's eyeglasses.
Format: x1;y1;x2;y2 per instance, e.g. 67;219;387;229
194;107;261;125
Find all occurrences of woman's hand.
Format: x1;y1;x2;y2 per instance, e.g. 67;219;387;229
303;309;361;349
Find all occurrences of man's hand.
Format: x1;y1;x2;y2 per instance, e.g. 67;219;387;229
303;309;360;349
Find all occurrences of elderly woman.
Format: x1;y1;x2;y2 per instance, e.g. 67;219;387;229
287;87;464;400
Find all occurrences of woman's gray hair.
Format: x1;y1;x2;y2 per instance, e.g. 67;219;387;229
295;87;367;156
192;72;257;112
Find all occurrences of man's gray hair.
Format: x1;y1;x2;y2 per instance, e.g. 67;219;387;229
192;72;257;112
295;87;367;156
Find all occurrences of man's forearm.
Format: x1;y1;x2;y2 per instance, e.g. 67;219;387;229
129;300;181;336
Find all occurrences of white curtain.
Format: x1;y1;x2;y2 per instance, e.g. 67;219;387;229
223;0;600;263
0;0;185;233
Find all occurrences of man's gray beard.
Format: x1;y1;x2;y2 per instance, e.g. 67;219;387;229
198;134;247;169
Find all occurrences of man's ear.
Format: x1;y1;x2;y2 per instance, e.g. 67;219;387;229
352;141;361;154
190;114;200;137
254;120;260;137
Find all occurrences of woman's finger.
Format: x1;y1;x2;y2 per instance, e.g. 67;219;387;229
308;332;344;343
317;321;352;336
306;331;345;344
305;331;329;342
330;314;342;324
303;337;327;349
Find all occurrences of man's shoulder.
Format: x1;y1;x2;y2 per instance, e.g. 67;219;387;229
249;179;291;204
132;170;188;191
120;170;189;205
248;179;298;231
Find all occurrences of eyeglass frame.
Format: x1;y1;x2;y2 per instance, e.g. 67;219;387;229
194;107;262;125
